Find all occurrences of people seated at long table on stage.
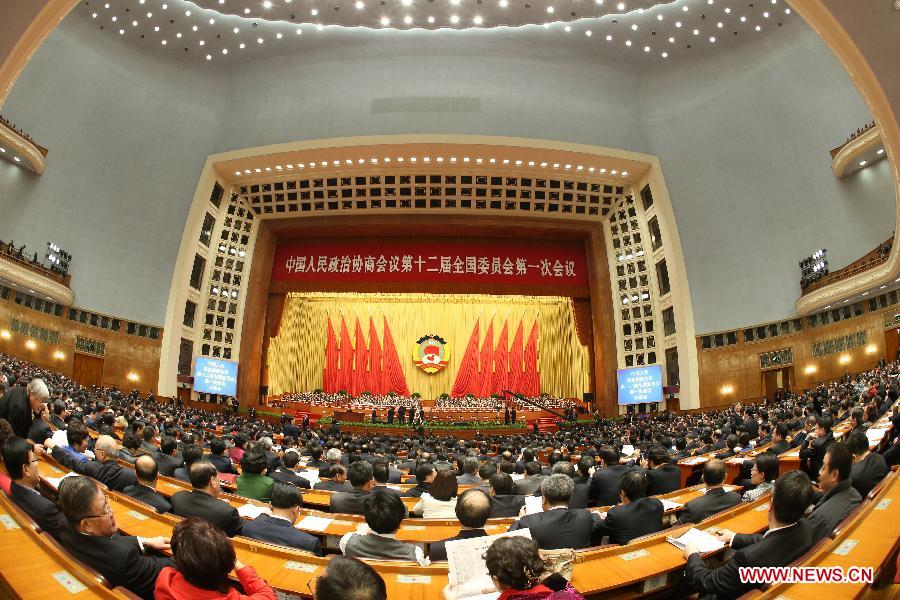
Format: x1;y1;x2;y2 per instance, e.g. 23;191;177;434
1;351;899;599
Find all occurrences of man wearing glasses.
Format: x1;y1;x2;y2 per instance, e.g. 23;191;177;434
1;435;60;538
57;475;173;600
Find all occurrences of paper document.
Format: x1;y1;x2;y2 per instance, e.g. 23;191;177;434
621;445;635;456
43;472;78;490
299;471;321;486
296;515;334;532
666;528;725;554
659;498;684;512
446;528;532;599
237;504;270;519
866;428;888;446
524;496;543;515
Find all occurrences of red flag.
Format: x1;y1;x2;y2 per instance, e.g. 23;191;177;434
323;317;339;392
367;316;383;394
381;317;410;396
522;321;540;396
451;321;480;397
478;319;495;397
508;320;524;394
338;317;353;393
491;320;509;396
352;318;367;395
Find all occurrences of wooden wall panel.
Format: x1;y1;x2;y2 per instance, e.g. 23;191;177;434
0;299;161;393
697;309;889;407
72;352;103;388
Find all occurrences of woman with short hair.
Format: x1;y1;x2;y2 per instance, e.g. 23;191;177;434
412;469;458;518
154;517;276;600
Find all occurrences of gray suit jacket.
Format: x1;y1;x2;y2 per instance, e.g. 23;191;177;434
515;475;546;496
807;479;862;542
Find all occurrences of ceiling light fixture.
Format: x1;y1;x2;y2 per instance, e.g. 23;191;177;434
631;23;637;30
585;30;592;36
625;39;631;45
606;34;612;40
311;9;319;15
616;2;625;10
877;149;885;155
356;1;364;7
450;14;460;23
474;15;483;23
427;15;435;21
404;15;412;23
381;16;390;24
546;6;554;13
859;160;867;166
263;1;272;7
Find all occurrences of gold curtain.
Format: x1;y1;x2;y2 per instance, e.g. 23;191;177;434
267;292;591;399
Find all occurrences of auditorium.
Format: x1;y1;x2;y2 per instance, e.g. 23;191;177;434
0;0;898;598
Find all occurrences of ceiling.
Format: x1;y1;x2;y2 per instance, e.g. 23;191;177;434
77;0;796;63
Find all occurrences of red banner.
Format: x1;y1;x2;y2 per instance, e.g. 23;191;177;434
272;238;588;286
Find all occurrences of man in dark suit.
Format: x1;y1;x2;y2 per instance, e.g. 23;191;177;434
402;463;435;497
551;460;589;509
371;462;402;495
208;437;238;474
282;416;301;441
594;470;665;544
387;406;395;424
49;434;137;492
714;435;739;460
172;444;203;482
0;378;48;439
770;423;791;455
170;461;243;537
122;455;172;513
514;461;546;496
57;475;174;600
456;456;483;485
313;464;353;492
643;446;681;496
799;415;835;481
330;461;374;515
677;459;741;524
846;432;888;498
153;436;183;477
487;472;526;517
683;470;816;598
430;488;492;561
508;474;602;549
2;435;61;538
790;416;816;450
588;448;633;507
397;405;406;425
241;483;323;555
140;426;159;454
741;408;759;439
270;450;312;489
807;442;862;542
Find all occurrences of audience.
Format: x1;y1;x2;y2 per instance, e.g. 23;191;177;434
237;482;324;555
403;462;436;497
123;455;172;513
742;452;778;502
677;459;742;524
429;488;493;561
269;449;312;489
208;438;238;475
799;415;835;480
488;472;527;517
155;517;276;600
57;475;174;600
588;448;633;506
49;433;137;492
313;556;387;600
413;469;459;518
330;460;374;515
847;432;889;498
314;464;352;491
806;442;862;542
2;435;61;538
509;474;601;549
594;470;664;544
236;450;275;502
642;446;681;496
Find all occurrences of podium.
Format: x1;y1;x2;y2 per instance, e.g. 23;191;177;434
334;410;364;423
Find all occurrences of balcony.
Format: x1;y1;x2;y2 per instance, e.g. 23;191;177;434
800;237;893;296
0;244;73;306
830;121;887;178
0;114;46;174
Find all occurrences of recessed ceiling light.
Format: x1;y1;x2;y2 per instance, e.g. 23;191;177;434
616;2;625;10
296;28;302;34
585;30;592;36
404;15;412;23
643;45;650;52
693;28;699;35
311;9;318;15
356;1;364;8
161;39;167;45
276;32;283;38
222;48;228;54
682;5;688;11
13;157;21;162
132;20;138;26
402;0;412;5
499;0;508;6
92;12;97;17
661;51;668;57
675;21;681;27
625;39;632;46
0;148;5;153
763;11;769;17
668;36;674;42
451;0;461;5
785;8;790;14
263;1;272;7
239;42;245;47
192;25;198;31
209;18;215;24
631;23;637;30
176;32;182;37
740;15;746;21
233;27;240;33
427;15;435;21
154;26;160;31
450;14;459;23
185;9;191;15
717;22;723;27
656;14;663;20
564;25;571;31
104;2;109;7
724;7;731;13
877;149;884;155
111;15;117;21
606;34;613;40
257;37;264;43
381;16;390;24
755;25;761;30
709;36;716;42
146;12;152;18
244;8;251;13
474;15;483;23
546;6;554;13
119;29;124;34
199;40;205;45
859;160;867;166
206;54;212;60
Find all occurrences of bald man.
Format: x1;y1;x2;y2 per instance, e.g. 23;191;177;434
123;455;172;513
429;488;494;562
48;434;137;491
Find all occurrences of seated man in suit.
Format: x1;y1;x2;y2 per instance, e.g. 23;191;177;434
153;436;183;477
170;461;243;537
57;475;174;600
799;415;835;481
643;446;681;496
684;470;816;598
241;482;323;555
714;435;740;460
330;460;374;515
789;416;816;450
514;461;546;496
456;456;483;485
313;464;353;492
487;472;526;517
551;460;589;509
270;449;312;489
588;448;633;507
49;434;137;492
122;455;171;513
172;444;204;482
847;432;888;498
2;435;61;538
339;490;428;565
429;488;492;561
372;462;402;495
807;442;862;542
140;425;159;454
677;459;741;524
402;462;435;497
207;437;238;475
770;423;791;455
595;470;664;544
508;474;602;549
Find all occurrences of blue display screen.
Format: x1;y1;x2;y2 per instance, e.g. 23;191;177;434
193;358;238;396
616;365;663;405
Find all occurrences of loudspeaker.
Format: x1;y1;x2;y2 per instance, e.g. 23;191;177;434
582;393;595;405
260;386;268;396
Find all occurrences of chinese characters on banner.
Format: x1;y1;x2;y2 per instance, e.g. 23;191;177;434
617;366;663;405
271;239;589;286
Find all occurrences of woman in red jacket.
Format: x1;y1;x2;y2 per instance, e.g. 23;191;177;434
155;517;276;600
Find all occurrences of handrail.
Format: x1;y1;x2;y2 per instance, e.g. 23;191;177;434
829;120;877;159
0;243;71;286
0;114;46;157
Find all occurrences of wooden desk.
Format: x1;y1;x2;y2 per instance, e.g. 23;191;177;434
0;494;129;600
756;471;900;600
